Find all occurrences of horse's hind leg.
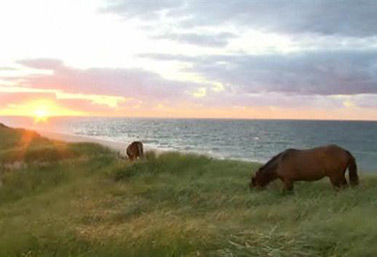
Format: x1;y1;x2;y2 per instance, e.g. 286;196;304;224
340;176;348;188
333;169;348;189
329;176;346;190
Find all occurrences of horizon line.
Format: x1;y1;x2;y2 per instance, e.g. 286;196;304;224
1;115;377;123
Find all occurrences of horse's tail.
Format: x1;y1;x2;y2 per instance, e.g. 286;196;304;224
346;150;359;186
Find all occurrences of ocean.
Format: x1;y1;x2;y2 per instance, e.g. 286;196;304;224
1;117;377;172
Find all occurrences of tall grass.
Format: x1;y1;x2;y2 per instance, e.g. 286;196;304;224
1;123;377;256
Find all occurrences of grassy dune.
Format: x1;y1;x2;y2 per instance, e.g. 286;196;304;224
1;123;377;256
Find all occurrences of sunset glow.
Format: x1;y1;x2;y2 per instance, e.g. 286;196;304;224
34;107;49;122
1;1;377;120
0;99;86;119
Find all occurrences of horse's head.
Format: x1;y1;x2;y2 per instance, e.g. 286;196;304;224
250;154;282;190
249;168;268;189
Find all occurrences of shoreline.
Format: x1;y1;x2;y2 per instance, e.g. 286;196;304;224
35;129;162;156
36;129;126;154
0;120;250;162
2;122;375;172
35;129;257;163
37;130;376;172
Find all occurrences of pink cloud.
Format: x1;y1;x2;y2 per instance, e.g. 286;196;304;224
16;58;195;102
0;91;120;115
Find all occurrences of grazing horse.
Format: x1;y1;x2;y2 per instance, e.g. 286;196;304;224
126;141;144;161
250;145;359;191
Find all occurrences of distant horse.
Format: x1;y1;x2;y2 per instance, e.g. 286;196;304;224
126;141;144;161
250;145;359;191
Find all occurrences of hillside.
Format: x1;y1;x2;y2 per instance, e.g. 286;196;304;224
1;123;377;257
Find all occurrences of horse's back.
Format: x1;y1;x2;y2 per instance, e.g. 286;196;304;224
319;144;349;170
295;144;348;162
278;145;349;180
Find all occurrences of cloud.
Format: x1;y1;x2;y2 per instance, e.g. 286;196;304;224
0;67;17;71
0;92;54;108
153;32;236;47
138;53;198;62
3;57;377;119
142;49;377;96
100;0;181;20
17;59;64;70
0;90;128;115
101;1;377;37
0;92;83;116
16;58;199;101
353;94;377;108
0;85;125;108
191;87;206;98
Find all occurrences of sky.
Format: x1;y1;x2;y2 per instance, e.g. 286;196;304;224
1;0;377;120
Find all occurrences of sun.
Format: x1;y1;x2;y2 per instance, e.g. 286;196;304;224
33;107;50;122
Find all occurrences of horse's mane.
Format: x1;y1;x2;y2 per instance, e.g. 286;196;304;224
259;152;283;173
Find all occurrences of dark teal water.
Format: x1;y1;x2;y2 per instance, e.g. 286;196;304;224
2;117;377;172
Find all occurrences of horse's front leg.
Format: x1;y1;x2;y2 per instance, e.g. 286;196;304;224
279;177;293;192
282;178;294;191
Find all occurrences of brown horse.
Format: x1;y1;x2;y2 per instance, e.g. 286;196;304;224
126;141;144;161
250;145;359;191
